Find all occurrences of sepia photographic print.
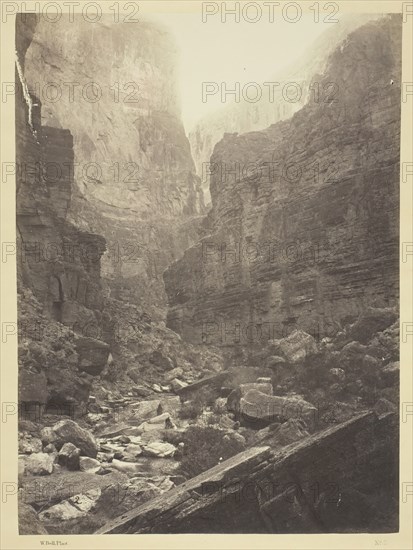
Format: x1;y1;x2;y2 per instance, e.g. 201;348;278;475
1;1;412;547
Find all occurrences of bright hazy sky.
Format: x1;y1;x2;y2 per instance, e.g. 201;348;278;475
149;11;334;132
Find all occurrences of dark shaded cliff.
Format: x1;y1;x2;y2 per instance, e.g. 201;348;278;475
16;15;110;415
16;15;223;416
165;15;401;362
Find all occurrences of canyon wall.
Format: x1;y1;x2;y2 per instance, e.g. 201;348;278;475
16;14;110;415
188;14;383;202
165;15;401;362
22;14;205;318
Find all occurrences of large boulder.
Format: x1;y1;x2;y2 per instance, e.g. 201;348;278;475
268;330;317;364
348;307;398;344
227;382;273;412
58;442;80;470
240;390;317;429
75;337;110;376
39;489;101;522
44;420;98;458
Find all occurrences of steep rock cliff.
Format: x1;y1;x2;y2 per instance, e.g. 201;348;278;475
22;15;205;317
165;15;401;362
189;14;383;203
16;15;109;415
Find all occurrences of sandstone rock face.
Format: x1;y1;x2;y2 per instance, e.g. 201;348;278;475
22;14;205;319
16;14;220;422
188;15;383;202
16;15;109;414
165;16;401;364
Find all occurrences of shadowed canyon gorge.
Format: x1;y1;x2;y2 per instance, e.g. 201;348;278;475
15;12;400;535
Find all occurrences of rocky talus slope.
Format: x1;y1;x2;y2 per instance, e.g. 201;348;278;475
165;15;401;364
19;314;399;534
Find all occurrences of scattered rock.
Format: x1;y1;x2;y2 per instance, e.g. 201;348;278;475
43;443;57;454
39;488;101;521
381;361;399;385
256;418;310;447
79;456;101;472
76;337;110;376
149;350;175;370
265;356;287;369
170;378;188;392
131;400;162;423
22;452;55;476
329;368;345;382
142;441;176;458
127;368;142;384
131;385;152;398
164;367;184;382
40;427;56;446
374;398;397;417
227;382;273;412
19;433;43;454
138;413;175;432
269;330;317;364
123;444;143;461
110;459;140;475
58;442;80;470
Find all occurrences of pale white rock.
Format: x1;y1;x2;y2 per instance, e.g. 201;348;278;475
79;456;101;472
142;441;176;458
23;452;55;476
